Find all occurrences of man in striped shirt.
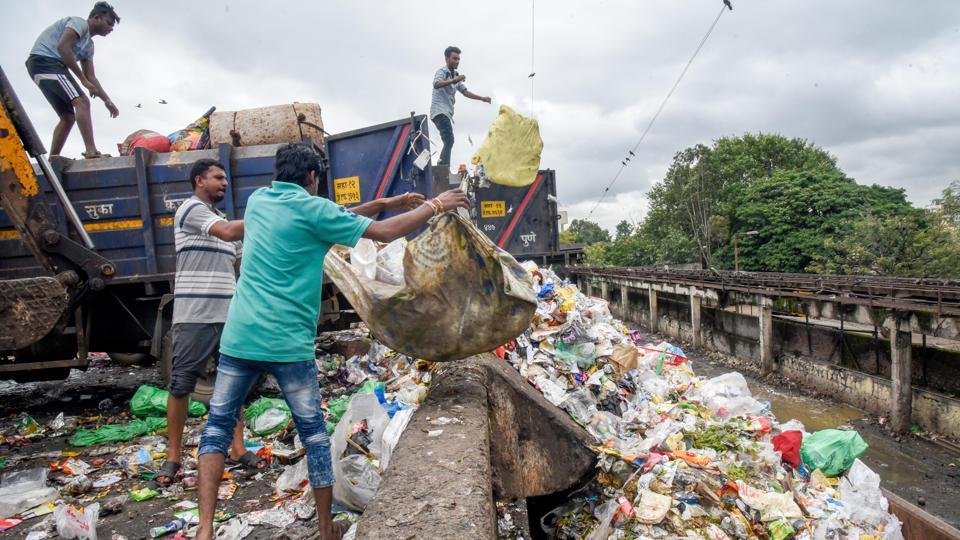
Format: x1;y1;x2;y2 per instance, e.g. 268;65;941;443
158;158;262;485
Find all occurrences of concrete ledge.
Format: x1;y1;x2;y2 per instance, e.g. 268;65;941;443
356;354;596;539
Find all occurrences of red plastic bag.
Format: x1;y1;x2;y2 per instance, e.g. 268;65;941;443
118;129;171;155
772;430;803;468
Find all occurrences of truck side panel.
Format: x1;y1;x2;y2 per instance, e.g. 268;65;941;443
326;116;434;220
0;116;434;280
475;169;559;258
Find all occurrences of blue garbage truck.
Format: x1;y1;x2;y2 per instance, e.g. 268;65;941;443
0;64;560;386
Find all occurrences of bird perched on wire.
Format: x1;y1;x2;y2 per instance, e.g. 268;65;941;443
723;0;732;10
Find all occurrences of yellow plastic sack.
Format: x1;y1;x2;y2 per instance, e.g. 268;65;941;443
472;105;543;187
324;212;537;361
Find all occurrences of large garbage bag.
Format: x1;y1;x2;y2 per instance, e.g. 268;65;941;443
324;212;537;361
472;105;543;187
331;394;391;511
800;429;868;477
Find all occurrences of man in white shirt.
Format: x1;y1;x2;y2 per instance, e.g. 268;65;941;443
25;2;120;158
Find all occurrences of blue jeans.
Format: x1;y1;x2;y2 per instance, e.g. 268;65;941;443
432;114;454;166
199;354;334;488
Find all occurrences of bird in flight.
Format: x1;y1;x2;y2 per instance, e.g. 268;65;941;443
159;99;168;105
135;103;142;108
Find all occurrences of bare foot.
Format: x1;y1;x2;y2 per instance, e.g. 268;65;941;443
319;521;350;540
195;525;214;540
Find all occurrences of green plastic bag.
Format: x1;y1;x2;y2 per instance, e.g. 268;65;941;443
323;381;383;434
69;417;168;447
130;385;206;418
243;397;292;436
800;429;868;477
554;341;596;369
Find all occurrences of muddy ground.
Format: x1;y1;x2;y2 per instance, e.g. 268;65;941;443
0;356;347;540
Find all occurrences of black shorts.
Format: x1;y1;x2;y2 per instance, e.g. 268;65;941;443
169;322;224;398
25;54;84;117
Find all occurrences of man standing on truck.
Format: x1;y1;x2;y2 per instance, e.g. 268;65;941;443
431;45;492;167
25;2;120;158
193;143;467;540
156;158;265;486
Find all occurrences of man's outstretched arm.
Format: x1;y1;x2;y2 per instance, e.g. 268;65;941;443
363;190;467;243
463;90;491;103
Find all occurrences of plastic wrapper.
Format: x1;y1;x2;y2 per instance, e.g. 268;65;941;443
275;458;309;494
380;408;414;470
53;503;99;540
0;469;58;519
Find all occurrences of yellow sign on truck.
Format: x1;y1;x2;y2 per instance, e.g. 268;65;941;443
333;176;362;205
481;201;506;218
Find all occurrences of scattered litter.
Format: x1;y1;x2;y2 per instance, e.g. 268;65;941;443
428;417;462;426
498;262;906;539
217;482;237;500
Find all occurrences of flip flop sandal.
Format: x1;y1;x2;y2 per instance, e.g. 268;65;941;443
229;450;266;471
155;460;182;485
81;151;112;159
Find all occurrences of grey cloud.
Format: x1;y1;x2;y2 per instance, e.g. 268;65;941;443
3;0;958;233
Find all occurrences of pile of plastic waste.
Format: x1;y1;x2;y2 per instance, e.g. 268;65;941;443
499;262;904;540
0;329;431;539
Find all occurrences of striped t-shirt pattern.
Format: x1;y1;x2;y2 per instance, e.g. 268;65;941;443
173;196;242;324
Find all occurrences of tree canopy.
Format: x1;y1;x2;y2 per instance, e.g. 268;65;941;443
581;133;959;278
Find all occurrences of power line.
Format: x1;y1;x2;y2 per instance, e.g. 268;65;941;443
530;0;536;116
586;2;730;220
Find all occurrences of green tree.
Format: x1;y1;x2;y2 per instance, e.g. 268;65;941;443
642;133;841;268
734;169;915;272
933;180;960;231
808;213;960;278
614;220;634;241
567;219;610;244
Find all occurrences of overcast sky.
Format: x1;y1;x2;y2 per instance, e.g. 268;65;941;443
4;1;959;231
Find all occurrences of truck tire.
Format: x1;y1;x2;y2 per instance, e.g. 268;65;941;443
159;330;215;405
107;352;155;366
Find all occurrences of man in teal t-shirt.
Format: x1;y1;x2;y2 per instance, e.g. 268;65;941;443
195;142;467;540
